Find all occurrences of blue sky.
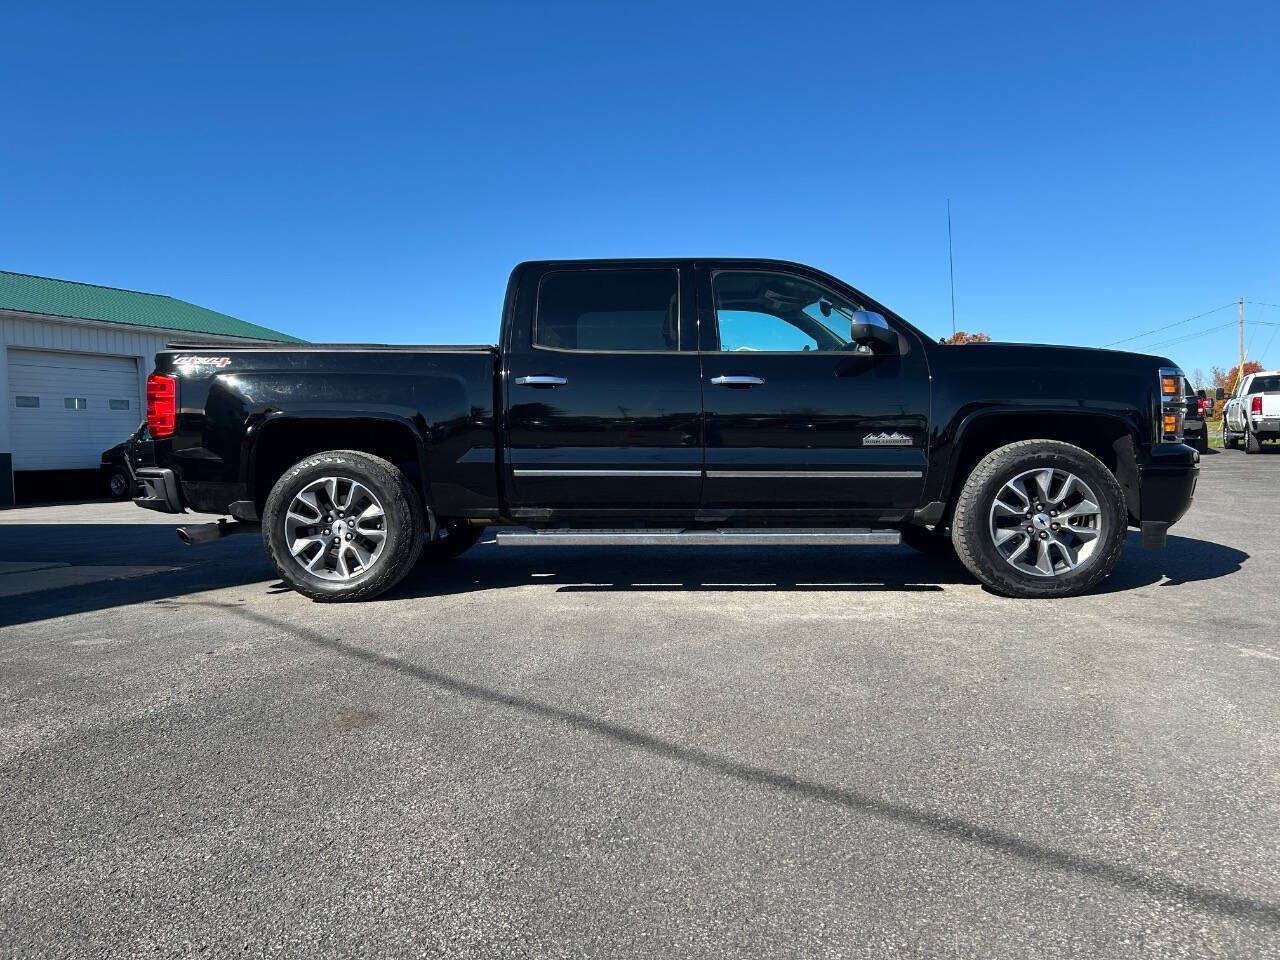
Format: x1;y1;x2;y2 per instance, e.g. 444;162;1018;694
3;1;1278;380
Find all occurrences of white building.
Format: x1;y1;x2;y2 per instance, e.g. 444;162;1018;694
1;270;298;507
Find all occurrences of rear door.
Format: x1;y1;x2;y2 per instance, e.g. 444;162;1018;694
697;264;930;514
503;263;703;514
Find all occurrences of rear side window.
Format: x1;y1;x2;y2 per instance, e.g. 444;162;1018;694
535;269;679;351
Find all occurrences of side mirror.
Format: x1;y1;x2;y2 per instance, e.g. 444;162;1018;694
1215;388;1225;400
849;311;898;352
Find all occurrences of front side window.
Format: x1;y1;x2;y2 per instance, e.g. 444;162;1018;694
536;268;679;352
712;271;866;353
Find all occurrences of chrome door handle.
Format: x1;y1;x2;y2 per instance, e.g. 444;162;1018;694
514;375;568;387
710;375;764;386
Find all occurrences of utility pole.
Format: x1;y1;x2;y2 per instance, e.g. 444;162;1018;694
1239;296;1246;370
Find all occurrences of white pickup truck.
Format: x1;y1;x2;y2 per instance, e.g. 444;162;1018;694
1222;370;1280;453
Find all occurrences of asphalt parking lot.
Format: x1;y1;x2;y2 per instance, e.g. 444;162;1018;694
1;450;1277;958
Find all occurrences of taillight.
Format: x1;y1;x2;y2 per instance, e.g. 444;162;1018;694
1252;395;1263;415
146;373;176;437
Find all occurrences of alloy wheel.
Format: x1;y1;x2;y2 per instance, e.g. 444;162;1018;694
283;476;387;581
988;468;1104;578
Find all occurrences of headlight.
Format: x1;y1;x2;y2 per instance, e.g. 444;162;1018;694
1158;366;1186;443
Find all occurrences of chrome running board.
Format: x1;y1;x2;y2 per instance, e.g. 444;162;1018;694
496;528;901;547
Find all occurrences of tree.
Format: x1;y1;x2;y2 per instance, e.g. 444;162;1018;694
942;330;992;345
1191;367;1205;391
1211;361;1263;396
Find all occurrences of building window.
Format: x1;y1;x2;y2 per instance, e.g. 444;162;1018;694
64;397;88;409
15;395;39;408
109;399;131;410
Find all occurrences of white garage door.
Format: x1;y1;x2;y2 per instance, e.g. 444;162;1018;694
8;349;142;470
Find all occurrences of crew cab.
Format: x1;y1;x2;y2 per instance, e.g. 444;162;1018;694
1221;370;1280;453
127;258;1199;601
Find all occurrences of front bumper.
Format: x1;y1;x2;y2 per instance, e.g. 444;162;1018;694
134;468;185;514
1138;445;1198;526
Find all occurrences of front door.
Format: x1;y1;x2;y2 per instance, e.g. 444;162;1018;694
697;265;930;515
504;264;703;514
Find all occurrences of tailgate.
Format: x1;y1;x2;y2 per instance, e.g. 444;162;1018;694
1262;393;1280;418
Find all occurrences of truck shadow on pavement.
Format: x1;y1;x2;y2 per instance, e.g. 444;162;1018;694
383;531;1248;601
192;599;1280;930
0;524;1251;628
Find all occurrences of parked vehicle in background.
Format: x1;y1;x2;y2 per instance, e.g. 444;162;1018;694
1221;371;1280;453
1183;387;1210;453
127;258;1199;602
100;424;145;499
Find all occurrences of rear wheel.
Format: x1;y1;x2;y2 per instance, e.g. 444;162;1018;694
951;440;1127;598
262;450;425;601
1223;425;1237;449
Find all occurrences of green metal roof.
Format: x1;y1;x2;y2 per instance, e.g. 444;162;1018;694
0;270;304;342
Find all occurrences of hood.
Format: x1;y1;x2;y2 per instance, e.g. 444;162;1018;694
930;341;1177;374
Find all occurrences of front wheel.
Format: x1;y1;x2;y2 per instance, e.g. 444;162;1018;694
951;440;1128;598
262;450;425;601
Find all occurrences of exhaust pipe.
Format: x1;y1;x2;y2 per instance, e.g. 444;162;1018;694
176;519;257;546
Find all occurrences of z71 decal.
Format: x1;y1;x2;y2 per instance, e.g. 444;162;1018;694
172;355;232;369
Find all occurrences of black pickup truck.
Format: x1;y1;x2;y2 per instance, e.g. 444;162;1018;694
129;258;1198;601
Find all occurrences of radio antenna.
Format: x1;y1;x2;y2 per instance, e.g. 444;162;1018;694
947;199;957;338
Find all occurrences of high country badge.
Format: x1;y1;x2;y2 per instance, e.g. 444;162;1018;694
862;431;912;447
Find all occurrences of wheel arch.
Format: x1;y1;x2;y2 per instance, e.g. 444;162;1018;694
247;413;432;517
939;409;1143;526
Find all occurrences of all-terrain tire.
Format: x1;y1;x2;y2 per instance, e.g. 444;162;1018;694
1245;429;1262;454
1223;426;1237;449
262;450;425;601
420;522;482;564
951;440;1128;598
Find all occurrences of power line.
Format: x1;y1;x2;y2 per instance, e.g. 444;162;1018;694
1246;301;1280;310
1142;318;1280;352
1143;320;1239;351
1101;302;1236;347
1258;324;1280;365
